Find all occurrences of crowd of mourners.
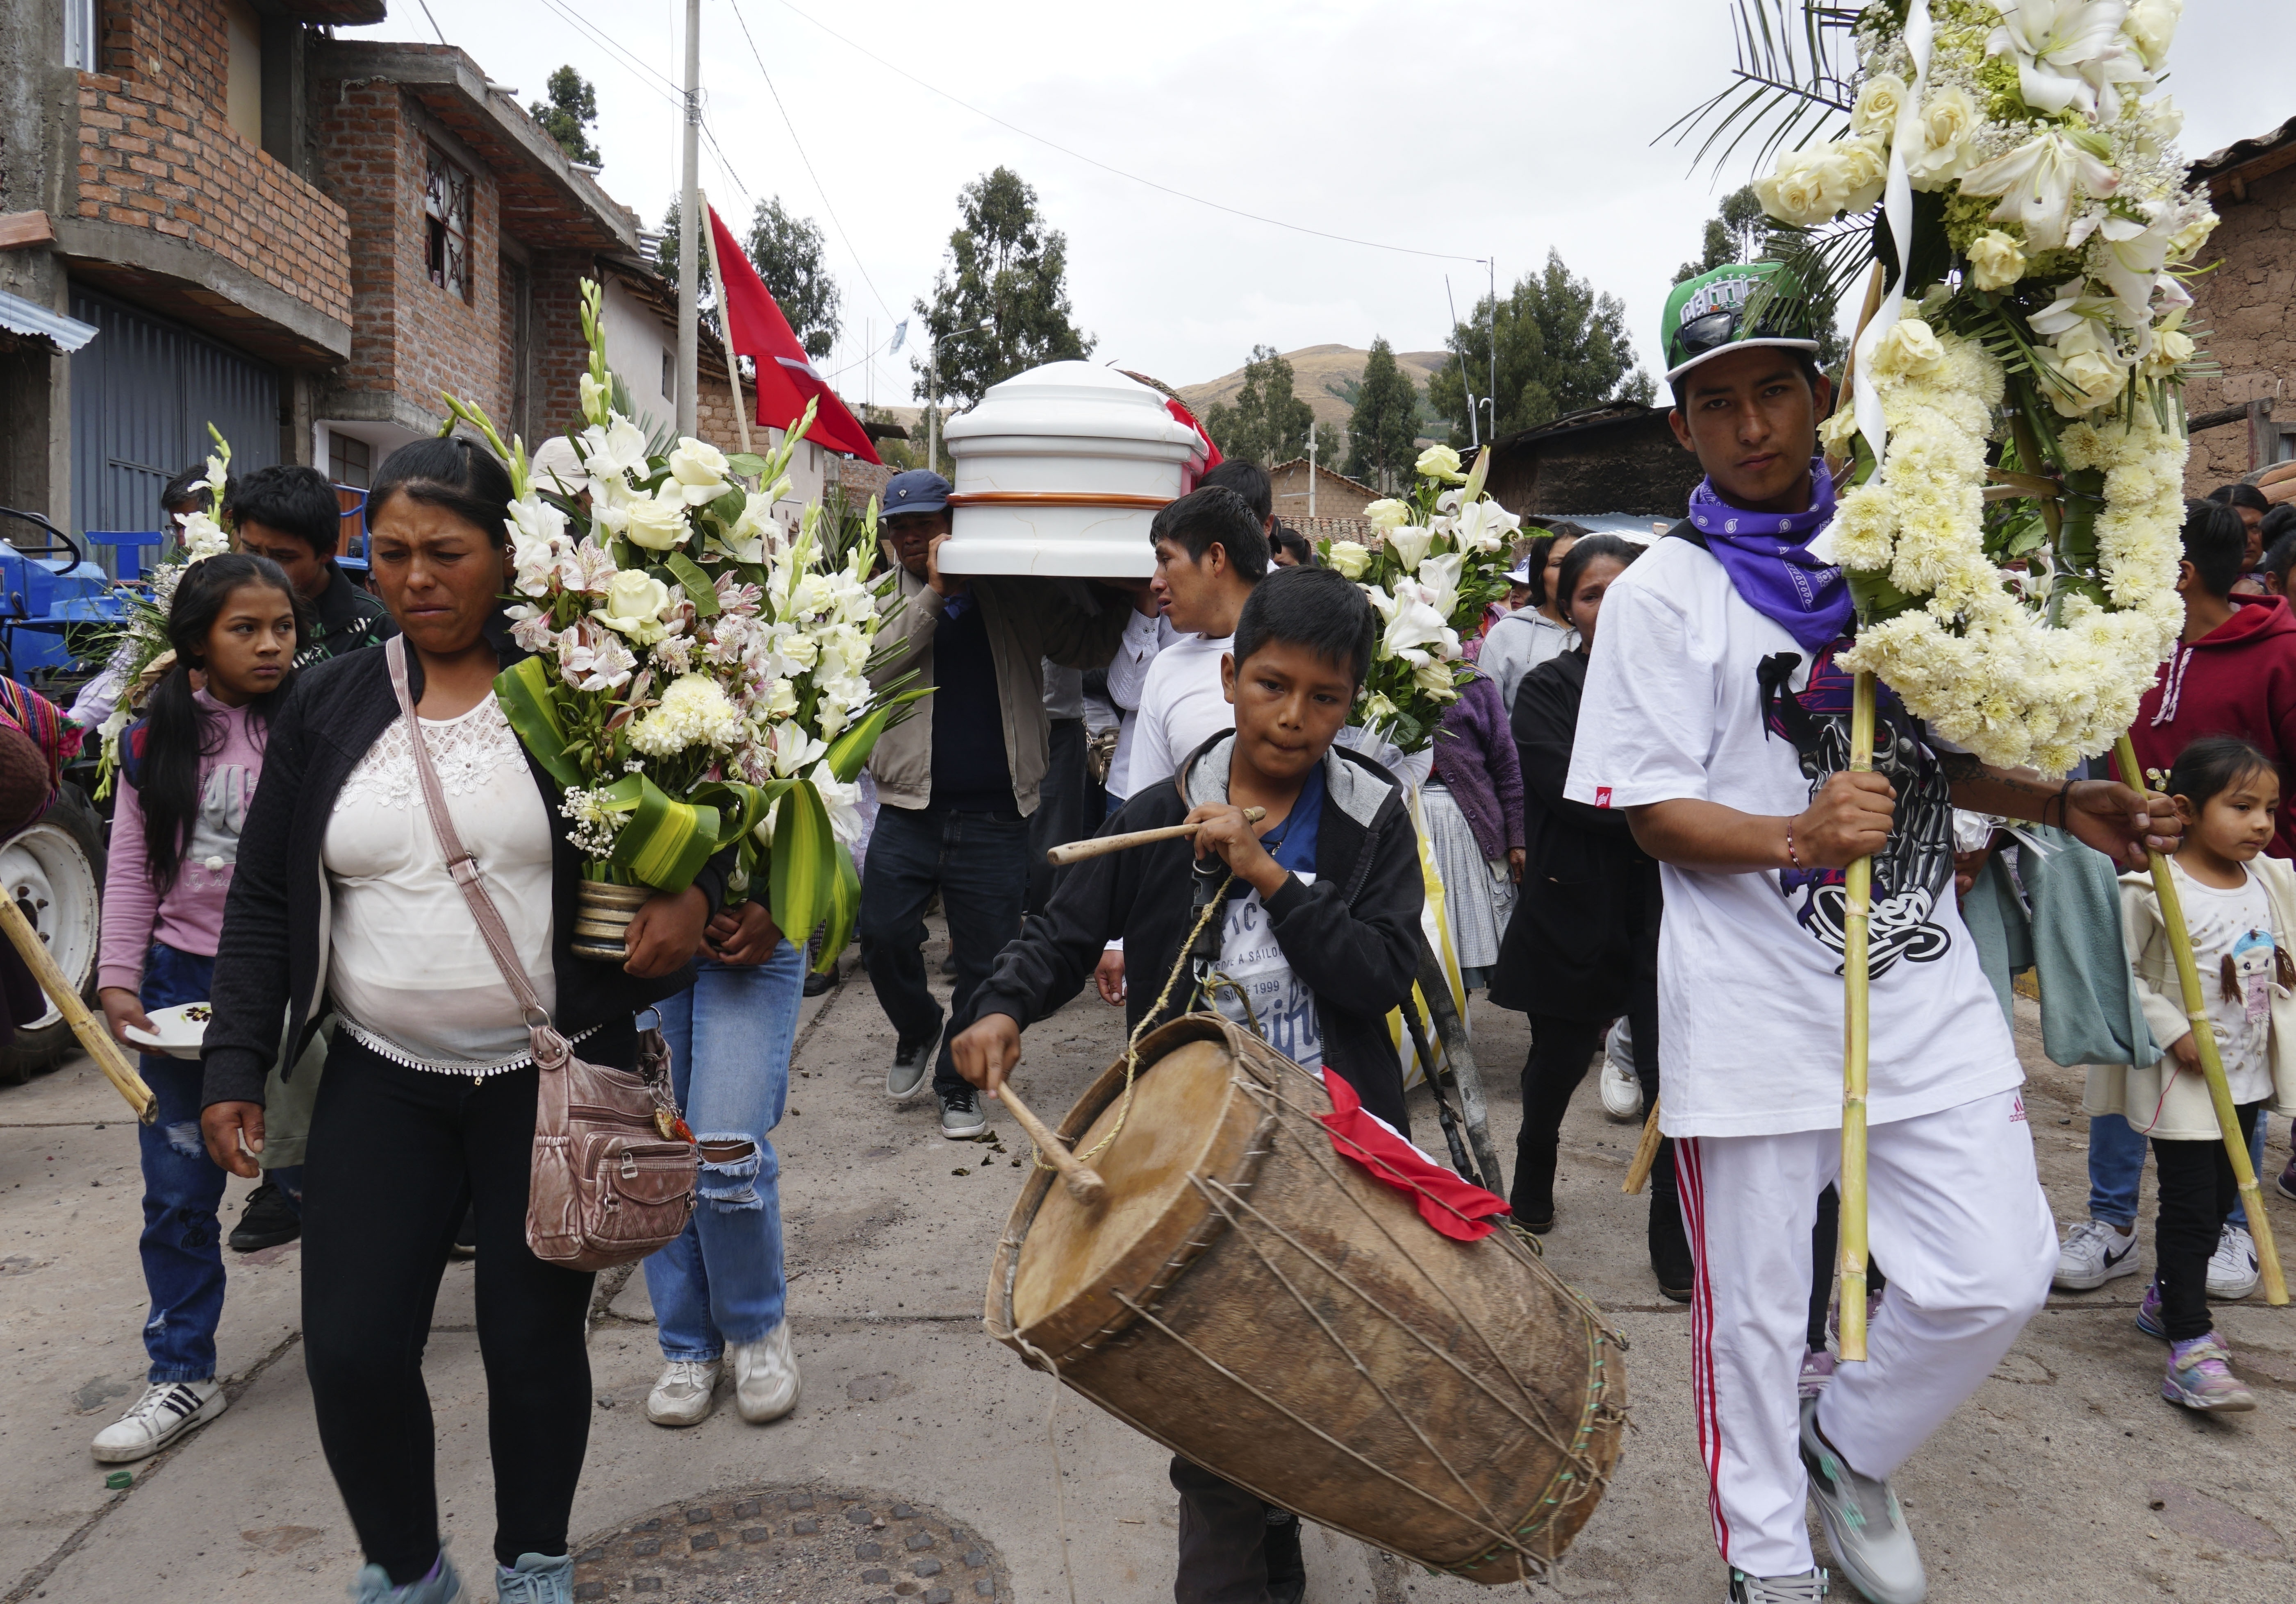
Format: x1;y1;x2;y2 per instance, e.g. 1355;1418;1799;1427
6;309;2292;1604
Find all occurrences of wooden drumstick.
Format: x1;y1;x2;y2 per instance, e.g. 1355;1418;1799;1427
1621;1098;1663;1195
994;1081;1107;1205
1047;807;1265;867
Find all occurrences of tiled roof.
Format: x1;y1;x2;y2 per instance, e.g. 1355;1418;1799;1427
1266;457;1379;498
2191;115;2296;184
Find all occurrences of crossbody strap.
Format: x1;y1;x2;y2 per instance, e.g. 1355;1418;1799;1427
384;635;553;1028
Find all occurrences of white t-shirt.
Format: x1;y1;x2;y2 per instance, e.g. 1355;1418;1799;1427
1104;607;1179;800
1564;536;2021;1138
1210;872;1324;1068
324;698;558;1073
1127;632;1236;796
2171;859;2278;1105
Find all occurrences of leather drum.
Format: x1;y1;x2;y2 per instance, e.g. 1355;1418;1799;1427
986;1015;1626;1584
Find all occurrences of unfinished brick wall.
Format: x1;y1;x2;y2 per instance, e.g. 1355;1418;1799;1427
314;81;505;425
2183;160;2296;492
74;4;350;327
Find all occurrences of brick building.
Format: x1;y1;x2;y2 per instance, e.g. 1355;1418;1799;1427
0;4;844;552
1267;457;1379;538
2182;114;2296;491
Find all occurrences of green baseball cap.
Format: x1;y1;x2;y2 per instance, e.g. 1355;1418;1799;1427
1661;262;1821;384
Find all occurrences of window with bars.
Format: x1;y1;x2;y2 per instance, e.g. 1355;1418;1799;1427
424;144;473;301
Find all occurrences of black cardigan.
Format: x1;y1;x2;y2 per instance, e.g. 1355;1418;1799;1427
200;614;729;1109
1487;648;1661;1022
963;731;1422;1132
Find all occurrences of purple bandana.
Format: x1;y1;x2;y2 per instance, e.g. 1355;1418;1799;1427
1686;458;1852;653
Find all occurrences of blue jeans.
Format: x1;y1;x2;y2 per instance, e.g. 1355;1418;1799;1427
2090;1109;2270;1229
135;943;228;1382
858;804;1033;1099
642;941;804;1360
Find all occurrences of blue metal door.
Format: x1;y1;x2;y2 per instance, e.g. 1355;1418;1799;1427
66;286;280;542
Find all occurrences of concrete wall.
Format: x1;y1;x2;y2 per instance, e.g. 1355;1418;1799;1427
2183;155;2296;491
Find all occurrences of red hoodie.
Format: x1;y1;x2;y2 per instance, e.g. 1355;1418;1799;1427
2113;594;2296;858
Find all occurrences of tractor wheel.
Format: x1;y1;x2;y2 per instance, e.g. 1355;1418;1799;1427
0;784;106;1086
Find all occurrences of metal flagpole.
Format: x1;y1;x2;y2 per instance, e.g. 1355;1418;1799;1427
675;0;701;439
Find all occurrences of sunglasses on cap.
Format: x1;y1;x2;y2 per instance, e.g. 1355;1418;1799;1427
1670;302;1808;365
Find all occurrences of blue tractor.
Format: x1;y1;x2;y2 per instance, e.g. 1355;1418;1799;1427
0;505;134;1083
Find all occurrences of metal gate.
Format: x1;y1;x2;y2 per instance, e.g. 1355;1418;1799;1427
66;286;280;541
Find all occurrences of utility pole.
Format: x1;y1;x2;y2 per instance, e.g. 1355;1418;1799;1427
928;339;940;474
1488;255;1498;445
675;0;701;439
1307;432;1317;518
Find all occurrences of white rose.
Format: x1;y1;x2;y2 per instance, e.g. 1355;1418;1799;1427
1411;656;1461;699
2042;329;2128;418
598;569;673;644
1415;443;1465;483
2123;0;2182;68
1326;540;1370;579
1966;230;2027;292
621;491;692;552
666;436;730;506
1906;86;1979;188
1850;73;1908;138
1828;135;1888;216
2141;327;2196;377
1365;498;1412;532
1755;147;1839;227
1872;318;1945;377
2165;208;2216;264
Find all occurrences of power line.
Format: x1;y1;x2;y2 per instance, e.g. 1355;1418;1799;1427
768;0;1483;264
725;0;902;327
532;2;753;220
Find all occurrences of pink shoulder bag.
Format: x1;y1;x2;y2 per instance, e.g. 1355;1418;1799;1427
386;637;699;1270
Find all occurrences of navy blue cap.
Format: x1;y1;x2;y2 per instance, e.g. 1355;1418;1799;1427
882;469;952;518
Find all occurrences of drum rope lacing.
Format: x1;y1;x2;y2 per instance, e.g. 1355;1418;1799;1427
1026;871;1237;1180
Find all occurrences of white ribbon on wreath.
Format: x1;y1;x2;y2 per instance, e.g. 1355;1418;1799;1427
1849;0;1934;470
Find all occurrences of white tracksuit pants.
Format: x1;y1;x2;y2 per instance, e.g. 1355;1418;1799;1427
1674;1089;2057;1578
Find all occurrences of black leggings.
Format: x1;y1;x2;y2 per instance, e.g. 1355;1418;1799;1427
301;1029;628;1582
1512;1000;1668;1229
2153;1103;2262;1343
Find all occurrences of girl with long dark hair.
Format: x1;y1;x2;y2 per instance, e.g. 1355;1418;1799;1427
93;552;303;1463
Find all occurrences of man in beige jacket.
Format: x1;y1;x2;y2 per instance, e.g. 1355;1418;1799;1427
860;470;1131;1134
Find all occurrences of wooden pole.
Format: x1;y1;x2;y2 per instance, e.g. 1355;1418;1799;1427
994;1081;1106;1206
0;896;153;1122
2113;734;2289;1305
1837;672;1877;1361
698;189;754;457
1622;1097;1663;1195
1046;809;1263;867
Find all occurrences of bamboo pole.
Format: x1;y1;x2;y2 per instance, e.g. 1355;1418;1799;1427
0;896;153;1122
1838;673;1878;1361
697;189;754;457
1622;1097;1663;1195
2113;734;2289;1306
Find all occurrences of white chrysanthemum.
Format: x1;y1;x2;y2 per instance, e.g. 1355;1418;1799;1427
630;673;745;757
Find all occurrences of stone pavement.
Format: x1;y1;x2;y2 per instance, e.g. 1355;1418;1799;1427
0;926;2291;1603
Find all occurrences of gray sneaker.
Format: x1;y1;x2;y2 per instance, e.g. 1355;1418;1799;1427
349;1549;463;1603
939;1088;989;1138
1729;1570;1828;1604
887;1026;940;1100
1799;1398;1925;1604
495;1553;574;1604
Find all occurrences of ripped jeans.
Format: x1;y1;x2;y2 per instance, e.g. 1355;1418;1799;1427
642;940;805;1360
135;942;229;1382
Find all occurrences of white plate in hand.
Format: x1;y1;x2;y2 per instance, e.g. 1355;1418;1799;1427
124;1002;210;1060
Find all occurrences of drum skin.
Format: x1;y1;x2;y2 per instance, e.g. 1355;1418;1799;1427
986;1016;1626;1584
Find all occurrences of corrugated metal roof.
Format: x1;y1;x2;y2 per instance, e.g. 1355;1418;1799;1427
0;289;98;353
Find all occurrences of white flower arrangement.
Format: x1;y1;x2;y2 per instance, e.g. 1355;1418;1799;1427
1693;0;2207;770
1317;444;1520;753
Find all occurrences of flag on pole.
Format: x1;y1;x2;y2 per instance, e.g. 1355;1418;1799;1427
889;318;908;354
706;205;882;465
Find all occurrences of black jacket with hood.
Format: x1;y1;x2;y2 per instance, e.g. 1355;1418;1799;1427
963;730;1422;1131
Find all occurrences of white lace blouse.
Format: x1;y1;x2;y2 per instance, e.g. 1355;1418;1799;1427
322;696;557;1074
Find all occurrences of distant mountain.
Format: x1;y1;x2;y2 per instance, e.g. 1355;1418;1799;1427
1176;343;1450;432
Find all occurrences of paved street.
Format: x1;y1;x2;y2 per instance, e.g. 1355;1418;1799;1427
1;922;2291;1603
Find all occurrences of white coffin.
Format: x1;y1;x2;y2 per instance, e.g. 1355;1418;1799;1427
938;361;1208;579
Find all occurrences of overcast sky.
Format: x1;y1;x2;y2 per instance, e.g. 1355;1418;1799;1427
355;0;2294;411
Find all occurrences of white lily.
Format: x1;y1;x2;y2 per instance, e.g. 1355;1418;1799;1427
1987;0;2150;123
1452;496;1521;556
1372;579;1455;666
2087;203;2174;327
1384;521;1436;573
1958;131;2119;251
808;761;864;848
1414;551;1465;623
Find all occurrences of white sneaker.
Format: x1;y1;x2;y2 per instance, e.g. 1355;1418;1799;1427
645;1359;720;1427
731;1321;801;1423
2052;1218;2139;1291
1598;1022;1642;1120
2207;1223;2261;1301
91;1379;226;1463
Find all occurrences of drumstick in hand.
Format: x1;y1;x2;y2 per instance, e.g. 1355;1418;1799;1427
995;1082;1107;1205
1047;808;1265;867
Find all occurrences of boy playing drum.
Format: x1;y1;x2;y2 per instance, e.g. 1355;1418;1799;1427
952;563;1425;1604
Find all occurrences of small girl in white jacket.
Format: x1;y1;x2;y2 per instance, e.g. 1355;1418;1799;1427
2095;735;2296;1413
